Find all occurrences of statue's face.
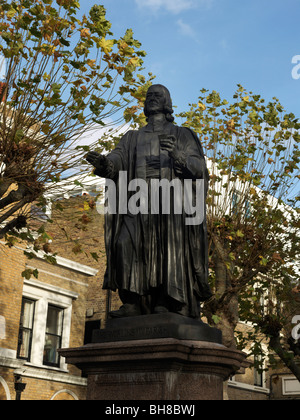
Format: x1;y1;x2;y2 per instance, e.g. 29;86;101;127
145;85;166;115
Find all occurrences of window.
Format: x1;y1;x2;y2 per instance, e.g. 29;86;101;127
282;376;300;395
17;298;35;361
19;278;78;370
253;355;264;387
43;305;64;367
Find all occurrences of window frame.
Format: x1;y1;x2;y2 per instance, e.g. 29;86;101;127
253;354;264;388
43;304;64;368
20;278;78;371
17;298;36;362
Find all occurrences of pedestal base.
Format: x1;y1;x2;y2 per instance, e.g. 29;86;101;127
93;313;222;344
60;337;246;400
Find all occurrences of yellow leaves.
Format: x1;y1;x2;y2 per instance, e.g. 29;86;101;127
118;40;134;56
128;56;142;69
243;96;249;102
98;38;114;54
259;254;284;267
124;105;138;123
119;40;128;50
236;230;244;238
6;8;17;19
79;200;96;212
198;102;206;111
43;29;52;43
226;230;244;241
80;28;90;38
86;59;96;68
226;119;235;130
259;256;268;266
40;43;56;56
83;201;90;211
43;72;51;81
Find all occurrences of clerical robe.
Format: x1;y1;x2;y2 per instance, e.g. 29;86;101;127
95;117;212;318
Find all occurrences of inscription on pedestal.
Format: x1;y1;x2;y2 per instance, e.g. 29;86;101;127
91;313;222;344
96;325;168;341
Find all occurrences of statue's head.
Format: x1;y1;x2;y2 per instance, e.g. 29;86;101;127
144;84;174;122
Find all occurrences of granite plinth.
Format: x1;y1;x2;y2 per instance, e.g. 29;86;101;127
59;338;247;400
92;313;222;344
59;315;247;400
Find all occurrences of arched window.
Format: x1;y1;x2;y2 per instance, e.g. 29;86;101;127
0;376;11;400
50;389;79;400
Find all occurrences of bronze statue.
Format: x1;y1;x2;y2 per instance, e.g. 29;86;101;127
86;84;212;319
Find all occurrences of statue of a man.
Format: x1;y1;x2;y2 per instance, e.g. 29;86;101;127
86;84;212;318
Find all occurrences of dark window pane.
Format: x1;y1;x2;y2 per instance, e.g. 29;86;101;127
44;334;61;365
43;305;63;367
17;299;35;361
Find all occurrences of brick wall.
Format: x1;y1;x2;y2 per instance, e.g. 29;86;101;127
228;386;268;400
0;244;25;352
0;238;95;400
14;376;87;401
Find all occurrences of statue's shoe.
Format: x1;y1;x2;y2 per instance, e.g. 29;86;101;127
109;303;141;318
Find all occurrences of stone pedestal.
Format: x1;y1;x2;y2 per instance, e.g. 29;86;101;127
59;314;247;400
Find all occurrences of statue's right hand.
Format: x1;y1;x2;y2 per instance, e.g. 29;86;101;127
86;151;106;168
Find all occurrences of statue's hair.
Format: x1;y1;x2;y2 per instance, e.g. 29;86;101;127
144;84;174;122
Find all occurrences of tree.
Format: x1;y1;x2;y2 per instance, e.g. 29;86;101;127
0;0;151;248
178;85;300;380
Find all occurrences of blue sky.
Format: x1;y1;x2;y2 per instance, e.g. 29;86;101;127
80;0;300;119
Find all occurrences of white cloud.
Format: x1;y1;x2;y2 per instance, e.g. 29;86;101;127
135;0;196;14
176;19;196;38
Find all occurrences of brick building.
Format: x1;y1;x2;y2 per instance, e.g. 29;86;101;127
0;241;97;400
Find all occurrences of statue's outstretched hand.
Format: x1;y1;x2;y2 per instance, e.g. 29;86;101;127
86;151;115;178
86;151;107;169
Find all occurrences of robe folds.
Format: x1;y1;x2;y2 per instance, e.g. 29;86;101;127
95;119;212;318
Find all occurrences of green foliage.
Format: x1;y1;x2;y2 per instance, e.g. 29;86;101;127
0;0;150;181
0;0;152;244
179;86;300;373
21;267;39;280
